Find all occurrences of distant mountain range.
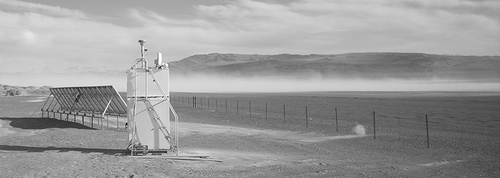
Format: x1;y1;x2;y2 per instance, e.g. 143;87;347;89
168;53;500;80
19;53;500;81
26;66;125;74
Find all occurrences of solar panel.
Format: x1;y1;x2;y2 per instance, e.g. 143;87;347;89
49;85;127;115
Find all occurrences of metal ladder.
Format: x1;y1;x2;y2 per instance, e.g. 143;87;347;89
144;100;172;142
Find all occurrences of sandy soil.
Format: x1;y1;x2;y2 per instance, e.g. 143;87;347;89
1;93;500;177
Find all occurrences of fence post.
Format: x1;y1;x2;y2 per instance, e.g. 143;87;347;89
335;107;338;133
305;106;308;128
237;100;239;116
265;103;268;121
283;105;286;124
249;101;251;118
225;99;228;113
373;111;376;139
216;100;218;112
426;114;430;149
208;98;210;110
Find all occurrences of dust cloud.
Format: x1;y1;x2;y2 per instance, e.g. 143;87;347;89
0;73;127;91
1;72;499;93
352;124;367;135
170;74;500;93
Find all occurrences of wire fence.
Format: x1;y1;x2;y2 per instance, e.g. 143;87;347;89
170;93;500;151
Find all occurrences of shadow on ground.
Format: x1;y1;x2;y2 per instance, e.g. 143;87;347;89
0;145;125;155
0;117;96;130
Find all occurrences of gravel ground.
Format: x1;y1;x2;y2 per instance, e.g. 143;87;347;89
1;93;500;177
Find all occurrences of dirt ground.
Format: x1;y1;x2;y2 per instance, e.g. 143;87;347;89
1;92;500;177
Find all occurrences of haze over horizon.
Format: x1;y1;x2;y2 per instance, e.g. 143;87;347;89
1;71;500;93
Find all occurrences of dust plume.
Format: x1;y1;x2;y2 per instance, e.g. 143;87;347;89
170;73;500;92
352;123;367;135
0;73;126;91
2;72;499;93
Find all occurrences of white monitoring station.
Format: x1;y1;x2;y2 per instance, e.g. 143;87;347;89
127;39;179;156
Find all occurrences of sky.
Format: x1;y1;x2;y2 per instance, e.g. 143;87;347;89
0;0;499;73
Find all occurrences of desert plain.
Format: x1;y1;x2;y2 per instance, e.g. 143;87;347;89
1;91;500;177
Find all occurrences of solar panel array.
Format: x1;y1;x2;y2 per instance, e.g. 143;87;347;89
49;85;127;115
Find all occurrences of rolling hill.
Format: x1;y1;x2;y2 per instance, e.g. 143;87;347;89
168;53;500;80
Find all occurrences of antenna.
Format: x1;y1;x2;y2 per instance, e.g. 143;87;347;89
138;39;146;59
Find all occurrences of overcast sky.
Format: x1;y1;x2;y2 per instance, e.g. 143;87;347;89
1;0;499;73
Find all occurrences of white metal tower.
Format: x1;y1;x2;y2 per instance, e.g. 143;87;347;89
126;39;179;156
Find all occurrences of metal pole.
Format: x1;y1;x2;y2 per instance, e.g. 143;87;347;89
237;100;239;116
426;114;430;149
265;103;268;121
249;101;251;118
335;107;338;133
225;99;227;113
208;98;210;110
283;105;286;124
216;100;218;112
373;111;376;140
306;106;308;128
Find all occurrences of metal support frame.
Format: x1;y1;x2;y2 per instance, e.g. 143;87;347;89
40;86;128;130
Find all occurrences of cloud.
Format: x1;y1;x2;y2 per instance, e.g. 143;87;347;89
0;0;499;74
190;0;500;54
0;1;137;71
0;0;87;19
